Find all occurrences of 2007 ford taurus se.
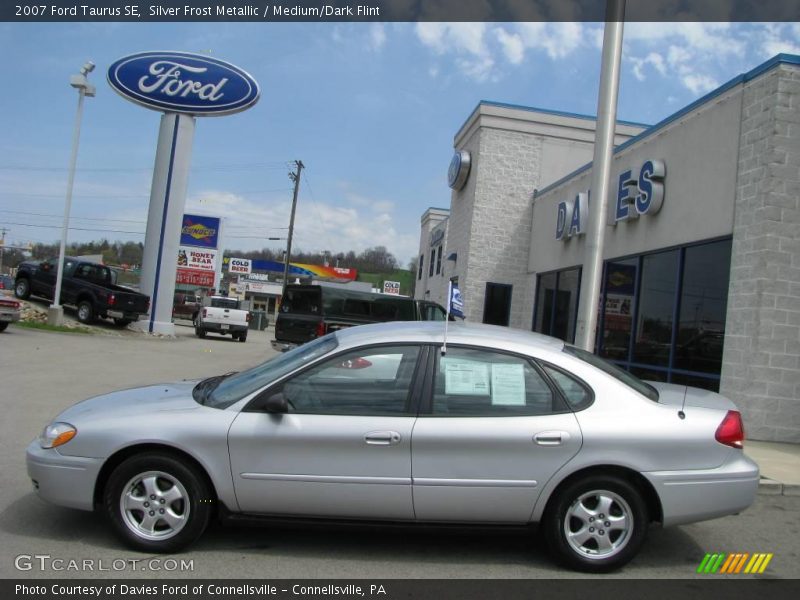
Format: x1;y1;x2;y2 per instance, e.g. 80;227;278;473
27;321;759;572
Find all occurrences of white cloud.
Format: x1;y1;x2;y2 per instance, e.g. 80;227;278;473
495;28;524;65
369;23;387;51
681;73;719;95
415;23;495;81
185;189;417;262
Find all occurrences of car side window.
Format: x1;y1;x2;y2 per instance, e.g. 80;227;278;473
541;364;594;411
431;347;565;416
281;345;421;416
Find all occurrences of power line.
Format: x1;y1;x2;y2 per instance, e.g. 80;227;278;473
0;162;292;172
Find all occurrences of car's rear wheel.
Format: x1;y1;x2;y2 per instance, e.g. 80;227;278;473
104;453;213;553
238;331;247;343
114;318;132;327
0;322;8;332
77;301;94;324
543;475;647;573
15;278;30;300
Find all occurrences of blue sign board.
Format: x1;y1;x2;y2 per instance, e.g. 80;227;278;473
180;214;220;248
108;51;260;116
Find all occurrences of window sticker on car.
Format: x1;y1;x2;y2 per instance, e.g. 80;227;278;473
490;363;526;406
441;358;490;395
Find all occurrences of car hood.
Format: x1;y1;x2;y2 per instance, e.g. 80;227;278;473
55;381;202;423
647;381;737;412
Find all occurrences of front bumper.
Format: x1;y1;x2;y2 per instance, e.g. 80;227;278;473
644;451;759;527
26;441;103;512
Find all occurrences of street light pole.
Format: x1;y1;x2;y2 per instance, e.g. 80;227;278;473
49;61;96;326
281;160;304;301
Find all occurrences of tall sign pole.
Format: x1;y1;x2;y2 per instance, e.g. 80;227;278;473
49;62;95;326
575;0;626;352
107;51;260;335
282;160;304;300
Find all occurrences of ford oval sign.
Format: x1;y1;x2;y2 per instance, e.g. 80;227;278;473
107;51;260;116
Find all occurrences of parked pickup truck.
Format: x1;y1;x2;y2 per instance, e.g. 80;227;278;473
272;284;448;351
172;292;201;322
14;257;150;326
194;295;251;342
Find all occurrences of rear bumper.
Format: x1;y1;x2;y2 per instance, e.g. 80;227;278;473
26;441;103;512
644;451;759;527
0;309;20;323
106;310;143;320
201;322;248;333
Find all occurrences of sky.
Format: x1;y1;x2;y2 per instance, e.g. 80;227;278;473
1;21;799;266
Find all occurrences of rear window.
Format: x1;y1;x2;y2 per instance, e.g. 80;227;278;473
563;345;659;402
282;288;321;315
211;297;240;310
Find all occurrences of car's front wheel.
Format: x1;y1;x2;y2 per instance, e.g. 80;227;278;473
15;278;30;300
543;475;647;573
104;453;213;553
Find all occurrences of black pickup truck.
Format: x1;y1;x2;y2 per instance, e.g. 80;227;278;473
271;284;448;351
14;257;150;326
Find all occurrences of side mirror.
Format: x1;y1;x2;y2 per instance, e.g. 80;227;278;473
264;392;289;414
40;262;51;271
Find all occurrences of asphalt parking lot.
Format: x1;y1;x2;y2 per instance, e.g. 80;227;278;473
1;323;799;581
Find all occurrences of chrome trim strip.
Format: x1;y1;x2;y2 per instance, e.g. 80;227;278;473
413;478;538;488
240;473;410;485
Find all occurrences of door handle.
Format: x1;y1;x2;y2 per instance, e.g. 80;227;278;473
534;431;570;446
364;431;402;446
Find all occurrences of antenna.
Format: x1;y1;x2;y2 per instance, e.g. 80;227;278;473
678;389;687;420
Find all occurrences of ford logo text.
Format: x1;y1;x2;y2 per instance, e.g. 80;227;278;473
108;51;260;116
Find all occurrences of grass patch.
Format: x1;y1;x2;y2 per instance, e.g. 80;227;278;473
16;320;93;334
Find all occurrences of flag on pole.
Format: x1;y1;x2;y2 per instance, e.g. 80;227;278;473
449;284;464;319
443;281;464;355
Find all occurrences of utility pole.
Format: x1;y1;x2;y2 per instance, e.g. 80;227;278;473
0;227;8;274
281;160;304;301
575;0;626;352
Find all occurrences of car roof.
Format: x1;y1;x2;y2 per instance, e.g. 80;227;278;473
333;321;565;356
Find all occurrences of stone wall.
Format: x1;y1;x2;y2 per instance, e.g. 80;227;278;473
722;64;800;442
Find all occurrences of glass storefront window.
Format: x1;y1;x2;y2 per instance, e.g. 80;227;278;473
533;267;580;343
600;259;637;361
674;240;731;375
598;238;732;393
632;250;678;367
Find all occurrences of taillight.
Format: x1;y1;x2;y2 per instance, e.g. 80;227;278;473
315;321;327;338
246;312;251;322
715;410;745;448
202;309;207;318
108;294;116;306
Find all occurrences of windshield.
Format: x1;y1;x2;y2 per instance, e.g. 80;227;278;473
200;335;339;409
563;345;659;402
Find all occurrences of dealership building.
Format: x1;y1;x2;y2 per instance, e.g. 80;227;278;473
415;54;800;442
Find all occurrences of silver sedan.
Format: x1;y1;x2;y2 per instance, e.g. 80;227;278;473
26;321;759;572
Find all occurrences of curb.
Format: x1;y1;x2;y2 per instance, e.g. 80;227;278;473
758;478;800;496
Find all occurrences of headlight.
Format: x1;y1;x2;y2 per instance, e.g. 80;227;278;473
39;423;77;449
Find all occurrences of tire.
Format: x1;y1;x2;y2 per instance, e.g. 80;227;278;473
195;327;206;338
114;319;132;327
0;322;8;332
14;278;30;300
542;475;648;573
238;331;247;343
77;301;94;324
104;452;213;553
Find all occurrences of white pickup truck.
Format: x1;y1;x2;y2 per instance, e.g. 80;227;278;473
194;296;251;342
